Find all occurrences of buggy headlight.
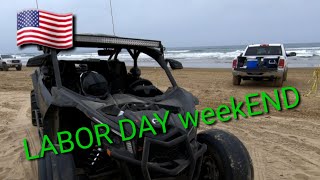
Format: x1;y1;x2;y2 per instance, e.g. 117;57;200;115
91;117;134;154
125;141;134;154
98;127;134;154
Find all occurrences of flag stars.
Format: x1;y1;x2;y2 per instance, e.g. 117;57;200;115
17;10;39;30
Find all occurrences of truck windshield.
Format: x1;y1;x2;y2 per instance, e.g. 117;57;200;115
1;55;14;59
245;46;282;56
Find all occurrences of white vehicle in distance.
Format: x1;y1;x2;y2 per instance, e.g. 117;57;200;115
0;55;22;71
232;44;296;87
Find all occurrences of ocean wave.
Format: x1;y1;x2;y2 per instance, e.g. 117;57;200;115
286;49;320;57
164;50;244;60
287;47;320;51
9;44;320;68
166;50;190;53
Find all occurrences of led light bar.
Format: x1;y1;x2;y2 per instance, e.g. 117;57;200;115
75;34;162;48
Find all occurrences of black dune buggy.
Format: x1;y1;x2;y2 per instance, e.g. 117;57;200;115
27;34;253;180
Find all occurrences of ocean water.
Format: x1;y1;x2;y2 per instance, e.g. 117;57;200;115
15;43;320;68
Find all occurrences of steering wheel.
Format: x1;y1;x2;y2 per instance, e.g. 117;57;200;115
129;79;162;96
129;79;153;89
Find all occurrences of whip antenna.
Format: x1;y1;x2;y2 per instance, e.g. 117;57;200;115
35;0;39;9
108;0;116;36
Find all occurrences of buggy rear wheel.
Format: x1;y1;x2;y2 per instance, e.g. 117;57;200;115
232;76;241;85
31;90;38;126
197;129;254;180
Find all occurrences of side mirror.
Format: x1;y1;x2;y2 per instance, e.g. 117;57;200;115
165;59;183;70
27;54;50;67
98;49;115;56
287;52;296;57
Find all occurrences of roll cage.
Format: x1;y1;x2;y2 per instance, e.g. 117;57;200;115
27;34;178;89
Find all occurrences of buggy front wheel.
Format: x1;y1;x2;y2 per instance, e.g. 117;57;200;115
197;129;254;180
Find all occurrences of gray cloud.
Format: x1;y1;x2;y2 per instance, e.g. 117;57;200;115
1;0;319;53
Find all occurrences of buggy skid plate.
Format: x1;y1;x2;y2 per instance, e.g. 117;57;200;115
109;134;207;179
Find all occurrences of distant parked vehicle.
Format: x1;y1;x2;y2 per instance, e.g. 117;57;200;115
232;44;296;87
0;55;22;71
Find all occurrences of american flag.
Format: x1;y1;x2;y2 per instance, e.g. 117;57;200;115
17;10;73;49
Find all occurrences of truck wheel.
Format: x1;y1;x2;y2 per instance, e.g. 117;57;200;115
16;65;22;71
3;64;8;71
232;76;241;85
197;129;254;180
273;76;283;87
283;71;288;81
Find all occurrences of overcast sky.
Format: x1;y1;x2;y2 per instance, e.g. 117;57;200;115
1;0;320;53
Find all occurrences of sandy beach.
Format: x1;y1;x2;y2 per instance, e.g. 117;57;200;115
0;67;319;180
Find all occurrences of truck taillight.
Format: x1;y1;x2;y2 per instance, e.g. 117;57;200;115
278;59;285;68
232;59;237;68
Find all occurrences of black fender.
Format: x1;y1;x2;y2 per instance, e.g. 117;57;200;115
38;145;78;180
